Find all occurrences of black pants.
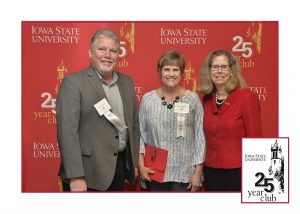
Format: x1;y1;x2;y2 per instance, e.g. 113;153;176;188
203;166;241;192
62;150;126;192
145;180;189;192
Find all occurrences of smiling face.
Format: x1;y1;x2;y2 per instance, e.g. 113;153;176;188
89;35;119;78
209;55;232;91
160;64;182;88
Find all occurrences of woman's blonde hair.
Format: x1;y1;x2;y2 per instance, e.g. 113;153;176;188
199;50;248;95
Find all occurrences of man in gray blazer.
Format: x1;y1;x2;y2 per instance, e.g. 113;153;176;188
56;29;140;191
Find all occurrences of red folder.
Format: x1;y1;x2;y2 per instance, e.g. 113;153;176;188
144;144;168;183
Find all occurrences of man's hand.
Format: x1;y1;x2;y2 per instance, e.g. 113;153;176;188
70;177;87;192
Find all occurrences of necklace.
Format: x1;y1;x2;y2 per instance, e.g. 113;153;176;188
216;97;226;105
161;87;180;109
215;92;227;106
161;96;180;109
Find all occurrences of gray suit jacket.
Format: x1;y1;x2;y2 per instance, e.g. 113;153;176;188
56;66;140;190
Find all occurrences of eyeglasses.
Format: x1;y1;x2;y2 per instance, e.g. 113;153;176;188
210;64;231;71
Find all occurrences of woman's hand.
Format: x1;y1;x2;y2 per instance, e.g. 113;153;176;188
139;165;155;181
138;153;154;181
187;164;203;192
187;173;202;192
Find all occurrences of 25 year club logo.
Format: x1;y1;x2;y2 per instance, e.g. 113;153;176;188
242;138;289;203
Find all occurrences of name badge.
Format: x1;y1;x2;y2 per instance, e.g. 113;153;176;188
94;98;111;116
105;111;128;130
174;102;189;114
94;98;127;133
177;113;186;138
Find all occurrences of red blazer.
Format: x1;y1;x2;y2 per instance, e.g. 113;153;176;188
203;88;262;169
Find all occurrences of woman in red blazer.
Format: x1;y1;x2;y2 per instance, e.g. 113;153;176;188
199;50;262;191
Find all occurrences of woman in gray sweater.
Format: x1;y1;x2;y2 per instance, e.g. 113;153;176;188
138;50;206;192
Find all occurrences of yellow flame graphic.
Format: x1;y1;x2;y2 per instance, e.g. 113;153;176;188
55;60;68;94
120;23;135;54
247;22;263;54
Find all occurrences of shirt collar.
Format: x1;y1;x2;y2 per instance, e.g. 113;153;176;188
95;70;119;86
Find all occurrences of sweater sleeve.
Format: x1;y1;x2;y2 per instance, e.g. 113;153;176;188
193;93;206;165
138;94;147;154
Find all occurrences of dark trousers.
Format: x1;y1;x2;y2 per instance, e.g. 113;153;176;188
145;180;189;192
203;166;241;192
62;150;126;192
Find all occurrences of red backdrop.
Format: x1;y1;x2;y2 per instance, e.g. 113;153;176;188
22;21;278;192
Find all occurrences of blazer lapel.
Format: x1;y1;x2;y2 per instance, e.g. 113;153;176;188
116;73;131;120
218;88;240;114
210;88;240;115
211;94;219;114
86;66;107;100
